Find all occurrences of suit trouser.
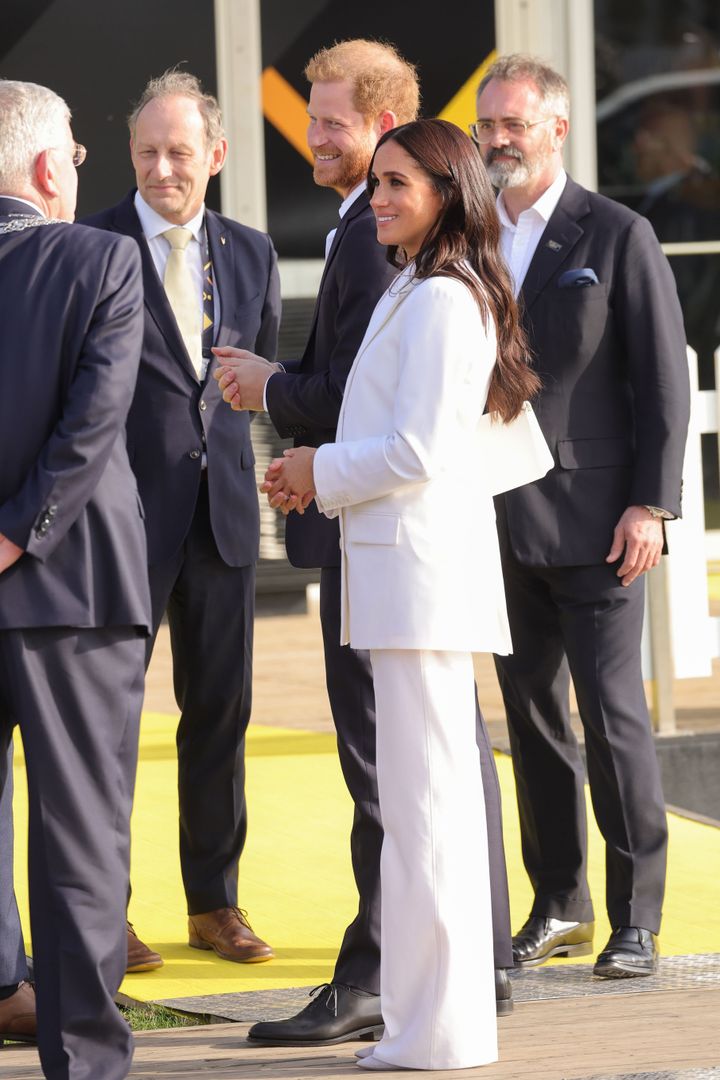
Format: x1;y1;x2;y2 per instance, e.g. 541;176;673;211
0;743;27;989
146;474;255;915
369;649;497;1070
320;566;512;996
0;626;144;1080
494;555;668;934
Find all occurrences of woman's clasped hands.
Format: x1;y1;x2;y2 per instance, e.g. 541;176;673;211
260;446;317;515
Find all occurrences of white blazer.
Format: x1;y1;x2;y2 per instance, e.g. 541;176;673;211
314;265;513;654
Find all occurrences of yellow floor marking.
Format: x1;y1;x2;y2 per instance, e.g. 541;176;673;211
11;713;719;1001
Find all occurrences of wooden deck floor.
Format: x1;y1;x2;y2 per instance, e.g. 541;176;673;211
3;987;720;1078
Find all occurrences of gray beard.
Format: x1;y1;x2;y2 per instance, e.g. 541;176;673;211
484;146;533;190
485;157;532;189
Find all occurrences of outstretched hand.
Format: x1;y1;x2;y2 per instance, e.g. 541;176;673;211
260;447;317;515
212;347;281;411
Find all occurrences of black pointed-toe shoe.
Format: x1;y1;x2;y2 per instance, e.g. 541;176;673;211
512;916;594;967
593;926;659;978
247;983;384;1046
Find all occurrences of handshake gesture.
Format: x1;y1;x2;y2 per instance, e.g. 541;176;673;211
212;348;317;514
260;447;318;516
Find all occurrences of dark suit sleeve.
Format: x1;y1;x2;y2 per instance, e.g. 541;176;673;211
614;214;690;516
0;237;144;560
265;215;392;435
254;233;281;364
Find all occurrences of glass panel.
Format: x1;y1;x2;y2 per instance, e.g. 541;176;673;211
595;2;720;519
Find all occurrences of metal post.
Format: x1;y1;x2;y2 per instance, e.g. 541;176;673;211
647;561;677;734
493;0;597;190
213;0;267;230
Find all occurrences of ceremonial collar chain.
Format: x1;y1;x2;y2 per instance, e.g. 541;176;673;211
0;213;65;235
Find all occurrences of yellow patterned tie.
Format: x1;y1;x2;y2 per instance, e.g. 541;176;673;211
162;227;202;376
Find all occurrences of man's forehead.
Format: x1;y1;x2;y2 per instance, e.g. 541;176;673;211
476;78;540;114
135;96;205;131
309;80;361;115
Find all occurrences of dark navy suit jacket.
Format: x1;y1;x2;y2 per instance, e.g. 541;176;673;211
0;197;150;630
500;176;690;567
83;192;281;568
265;192;398;568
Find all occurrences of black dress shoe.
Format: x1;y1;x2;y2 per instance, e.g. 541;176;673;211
247;983;383;1046
512;916;594;967
593;926;659;978
495;968;513;1016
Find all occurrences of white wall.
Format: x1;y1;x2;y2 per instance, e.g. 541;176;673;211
493;0;597;190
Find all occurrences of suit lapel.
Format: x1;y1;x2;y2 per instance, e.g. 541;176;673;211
307;191;373;343
112;194;199;384
520;178;589;313
337;269;417;439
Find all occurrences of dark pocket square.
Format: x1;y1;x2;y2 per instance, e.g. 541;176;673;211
558;268;600;288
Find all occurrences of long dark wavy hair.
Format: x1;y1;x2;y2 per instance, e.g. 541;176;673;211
368;118;539;421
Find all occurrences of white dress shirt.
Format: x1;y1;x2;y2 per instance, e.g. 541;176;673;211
497;169;567;297
134;192;220;379
324;181;366;258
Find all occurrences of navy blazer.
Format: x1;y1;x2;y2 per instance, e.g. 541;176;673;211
83;193;281;568
266;192;398;568
0;197;151;630
500;176;691;567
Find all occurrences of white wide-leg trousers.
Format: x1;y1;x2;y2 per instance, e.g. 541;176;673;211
368;649;498;1070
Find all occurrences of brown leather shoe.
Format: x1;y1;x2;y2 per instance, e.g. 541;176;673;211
126;921;164;973
0;981;36;1045
188;906;273;963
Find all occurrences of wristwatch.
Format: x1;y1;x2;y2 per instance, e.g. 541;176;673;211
643;505;672;520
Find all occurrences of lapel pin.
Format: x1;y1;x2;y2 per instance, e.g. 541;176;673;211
546;239;563;252
220;235;226;246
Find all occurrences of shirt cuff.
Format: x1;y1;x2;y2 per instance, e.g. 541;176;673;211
261;364;285;412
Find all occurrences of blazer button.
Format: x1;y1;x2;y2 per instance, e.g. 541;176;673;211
189;449;201;460
199;400;207;411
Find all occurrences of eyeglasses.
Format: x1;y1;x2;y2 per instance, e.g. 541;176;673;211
469;117;554;145
71;142;87;167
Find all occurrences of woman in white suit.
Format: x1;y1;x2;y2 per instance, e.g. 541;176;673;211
251;119;539;1070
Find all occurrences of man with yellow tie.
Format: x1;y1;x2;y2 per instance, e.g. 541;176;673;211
84;69;281;972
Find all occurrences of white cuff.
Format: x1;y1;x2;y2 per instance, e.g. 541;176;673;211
261;364;285;411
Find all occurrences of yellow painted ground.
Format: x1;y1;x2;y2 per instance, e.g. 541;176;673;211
11;712;720;1003
708;572;720;602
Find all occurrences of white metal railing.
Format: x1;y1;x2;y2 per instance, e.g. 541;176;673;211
644;345;720;732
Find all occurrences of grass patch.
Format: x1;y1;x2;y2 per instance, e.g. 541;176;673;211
119;1003;204;1031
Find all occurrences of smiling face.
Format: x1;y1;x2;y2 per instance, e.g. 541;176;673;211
130;95;227;224
475;77;565;193
306;79;382;197
369;140;444;259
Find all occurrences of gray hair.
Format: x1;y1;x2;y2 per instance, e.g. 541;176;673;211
0;80;71;191
128;69;225;146
477;54;570;120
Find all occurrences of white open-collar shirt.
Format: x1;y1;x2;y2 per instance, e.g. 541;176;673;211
497;169;567;297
